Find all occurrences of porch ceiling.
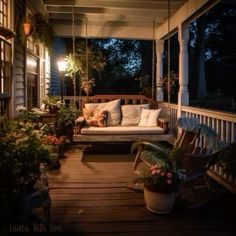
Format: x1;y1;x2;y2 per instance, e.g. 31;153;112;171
41;0;219;40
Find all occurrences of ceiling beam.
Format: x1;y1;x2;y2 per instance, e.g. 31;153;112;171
43;0;185;10
46;6;172;17
49;13;165;24
53;20;155;40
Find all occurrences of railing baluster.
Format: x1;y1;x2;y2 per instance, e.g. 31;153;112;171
231;122;235;144
226;121;230;143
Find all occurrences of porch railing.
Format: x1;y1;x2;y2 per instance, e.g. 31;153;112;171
158;101;236;193
158;101;236;144
62;96;236;144
57;97;236;192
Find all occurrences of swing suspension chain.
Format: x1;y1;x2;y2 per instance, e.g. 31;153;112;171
152;19;155;99
167;0;171;117
72;0;76;99
167;0;171;105
85;19;89;82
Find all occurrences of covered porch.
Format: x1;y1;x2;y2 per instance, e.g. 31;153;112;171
1;0;236;233
33;143;236;235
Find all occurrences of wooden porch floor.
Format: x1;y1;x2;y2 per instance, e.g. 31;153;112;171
42;144;236;235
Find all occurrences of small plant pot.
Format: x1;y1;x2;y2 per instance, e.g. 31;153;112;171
23;22;32;36
144;186;176;214
49;105;59;114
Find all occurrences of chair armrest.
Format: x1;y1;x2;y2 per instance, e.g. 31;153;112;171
74;116;85;134
158;118;169;133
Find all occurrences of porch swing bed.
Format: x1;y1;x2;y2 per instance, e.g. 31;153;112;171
73;94;174;143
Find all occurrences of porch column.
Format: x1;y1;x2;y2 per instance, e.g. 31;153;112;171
155;40;164;101
178;24;189;117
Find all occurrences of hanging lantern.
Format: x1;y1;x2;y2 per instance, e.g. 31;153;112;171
23;22;32;36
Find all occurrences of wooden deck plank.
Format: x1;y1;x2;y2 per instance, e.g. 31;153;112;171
43;144;236;235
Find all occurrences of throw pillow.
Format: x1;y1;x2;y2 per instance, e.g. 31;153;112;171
84;99;121;126
121;104;150;126
83;108;108;127
138;108;161;127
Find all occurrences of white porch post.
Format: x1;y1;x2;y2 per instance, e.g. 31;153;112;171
178;24;189;117
155;40;164;101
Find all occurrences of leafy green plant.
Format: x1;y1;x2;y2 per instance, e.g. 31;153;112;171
162;71;179;102
0;116;52;224
42;96;61;113
42;96;60;107
81;78;95;96
55;104;80;139
32;13;54;53
131;141;186;192
15;106;40;124
18;13;54;52
217;143;236;178
65;40;106;95
135;164;185;193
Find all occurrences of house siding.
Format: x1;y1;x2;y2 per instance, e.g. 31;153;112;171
12;0;51;114
50;37;66;95
13;0;26;114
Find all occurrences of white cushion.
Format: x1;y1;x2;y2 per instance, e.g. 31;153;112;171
85;99;121;126
81;126;164;135
121;104;150;126
138;109;161;127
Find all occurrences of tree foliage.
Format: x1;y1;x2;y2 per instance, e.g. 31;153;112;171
189;2;236;111
92;39;144;93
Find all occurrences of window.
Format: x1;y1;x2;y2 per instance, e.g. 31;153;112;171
26;35;39;109
0;0;8;26
0;0;10;93
26;54;38;108
0;0;11;115
0;39;11;93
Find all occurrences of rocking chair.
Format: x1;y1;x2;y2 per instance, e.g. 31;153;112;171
133;117;226;182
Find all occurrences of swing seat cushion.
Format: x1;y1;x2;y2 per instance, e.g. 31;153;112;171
80;126;165;135
121;104;150;126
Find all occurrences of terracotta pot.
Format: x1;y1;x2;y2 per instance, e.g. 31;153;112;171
48;105;59;114
23;22;32;36
144;186;176;214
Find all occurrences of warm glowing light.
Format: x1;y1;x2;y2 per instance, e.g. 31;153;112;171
57;58;67;72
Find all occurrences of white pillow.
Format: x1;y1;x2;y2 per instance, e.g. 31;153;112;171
138;109;161;127
121;104;150;126
85;99;121;126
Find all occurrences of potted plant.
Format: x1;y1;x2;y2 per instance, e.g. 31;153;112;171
131;121;226;214
133;146;186;214
42;96;61;113
65;41;106;96
18;13;54;52
81;78;95;96
217;143;236;178
42;134;66;168
55;104;80;141
22;14;33;37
